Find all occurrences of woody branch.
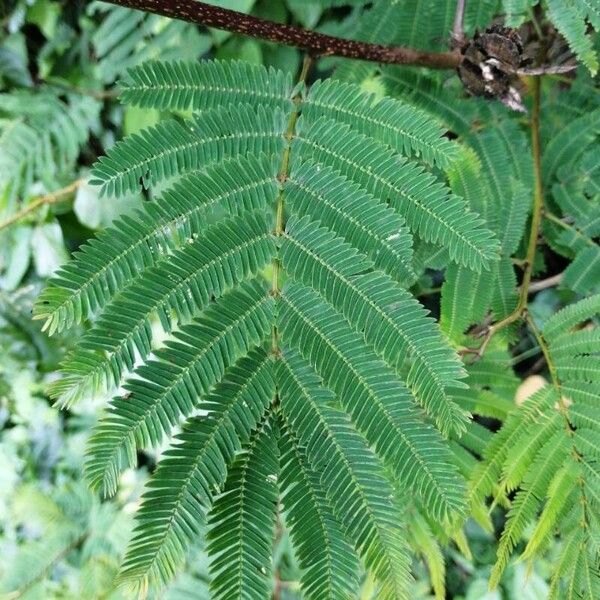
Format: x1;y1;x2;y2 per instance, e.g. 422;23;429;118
102;0;462;69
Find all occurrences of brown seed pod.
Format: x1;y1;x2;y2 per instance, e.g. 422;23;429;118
458;25;526;112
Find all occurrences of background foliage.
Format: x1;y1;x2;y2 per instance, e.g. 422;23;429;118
0;1;598;599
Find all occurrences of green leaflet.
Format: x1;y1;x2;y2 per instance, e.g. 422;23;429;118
118;347;276;589
281;214;468;435
50;210;276;407
279;281;466;522
277;348;412;600
90;104;287;197
562;245;600;295
0;92;99;202
286;160;415;284
85;281;274;496
546;0;599;75
304;78;459;168
35;154;279;334
544;294;600;340
542;108;600;183
120;59;294;111
294;117;499;271
207;416;279;600
490;431;571;588
480;294;600;591
278;418;361;599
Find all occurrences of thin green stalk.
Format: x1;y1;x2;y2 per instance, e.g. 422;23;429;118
467;77;545;361
0;180;82;232
271;55;314;355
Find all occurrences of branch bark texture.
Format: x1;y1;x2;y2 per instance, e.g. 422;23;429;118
102;0;461;69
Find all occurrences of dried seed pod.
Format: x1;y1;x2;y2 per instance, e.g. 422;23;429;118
458;25;526;112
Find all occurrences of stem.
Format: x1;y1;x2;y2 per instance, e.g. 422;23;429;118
516;64;577;75
525;315;562;394
452;0;466;47
528;272;563;293
510;345;541;365
44;78;119;100
0;180;83;231
271;55;313;354
466;77;545;361
103;0;461;70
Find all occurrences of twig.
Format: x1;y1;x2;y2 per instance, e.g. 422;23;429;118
44;78;119;100
464;76;545;362
452;0;466;48
525;315;563;399
528;272;563;293
523;354;547;376
0;180;83;231
102;0;461;70
417;286;442;297
510;345;541;365
516;64;577;75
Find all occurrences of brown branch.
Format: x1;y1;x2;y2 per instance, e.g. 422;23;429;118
0;180;83;231
102;0;461;70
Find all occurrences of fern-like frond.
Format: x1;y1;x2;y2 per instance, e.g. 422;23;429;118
546;0;599;75
278;418;361;599
294;118;498;270
118;347;275;589
120;59;294;111
90;3;209;84
521;463;580;560
542;108;600;183
449;388;513;421
277;348;412;600
490;431;571;588
464;120;532;252
562;245;600;295
469;385;557;506
498;410;563;494
548;528;590;600
303;78;459;168
207;416;278;600
407;508;446;600
483;293;600;592
491;257;518;320
382;68;475;135
544;294;600;340
85;281;273;496
34;57;497;596
279;281;466;522
0;92;98;201
35;154;279;334
441;148;498;341
90;105;286;197
49;211;275;407
286;160;415;284
281;215;468;435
